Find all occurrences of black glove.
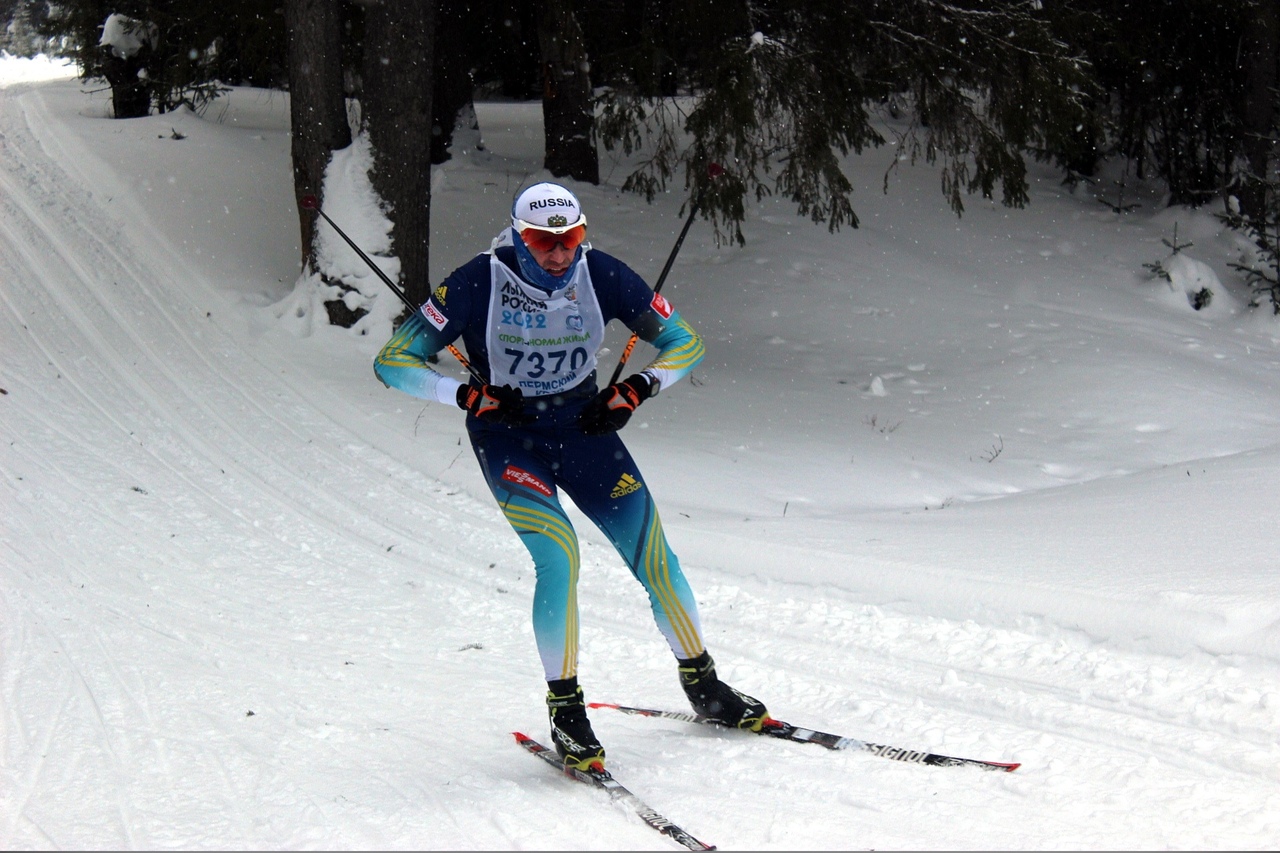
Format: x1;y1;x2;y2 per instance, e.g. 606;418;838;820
457;383;534;426
578;373;655;435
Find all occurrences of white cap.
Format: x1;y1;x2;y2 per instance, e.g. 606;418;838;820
512;182;586;232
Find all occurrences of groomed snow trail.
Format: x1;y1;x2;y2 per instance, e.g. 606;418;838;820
2;79;1278;850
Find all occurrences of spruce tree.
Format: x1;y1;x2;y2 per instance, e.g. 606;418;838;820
37;0;283;117
1047;0;1264;208
596;0;1094;244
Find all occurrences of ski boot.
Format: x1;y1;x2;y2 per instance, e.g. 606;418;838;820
547;677;606;772
678;650;770;731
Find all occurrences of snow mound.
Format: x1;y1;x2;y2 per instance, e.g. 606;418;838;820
1153;252;1240;316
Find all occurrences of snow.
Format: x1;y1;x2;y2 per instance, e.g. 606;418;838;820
0;54;76;87
2;58;1278;850
98;15;156;60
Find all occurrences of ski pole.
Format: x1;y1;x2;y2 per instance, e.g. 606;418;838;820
607;163;722;385
298;194;484;384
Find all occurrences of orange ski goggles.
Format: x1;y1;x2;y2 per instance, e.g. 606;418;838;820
516;221;587;253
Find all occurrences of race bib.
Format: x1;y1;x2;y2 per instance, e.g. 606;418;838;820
484;255;605;396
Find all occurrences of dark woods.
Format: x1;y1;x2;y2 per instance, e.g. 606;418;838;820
11;0;1279;312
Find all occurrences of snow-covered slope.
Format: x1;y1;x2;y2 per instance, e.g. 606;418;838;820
3;57;1278;849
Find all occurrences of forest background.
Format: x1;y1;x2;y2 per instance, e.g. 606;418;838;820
2;0;1278;322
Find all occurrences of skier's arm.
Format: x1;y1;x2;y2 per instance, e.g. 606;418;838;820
373;306;464;405
374;257;490;404
577;305;703;435
629;308;705;393
592;251;706;393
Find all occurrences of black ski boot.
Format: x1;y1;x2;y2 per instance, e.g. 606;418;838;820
547;677;606;771
678;650;770;731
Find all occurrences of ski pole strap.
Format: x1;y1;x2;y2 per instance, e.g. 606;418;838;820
608;335;642;385
446;344;484;383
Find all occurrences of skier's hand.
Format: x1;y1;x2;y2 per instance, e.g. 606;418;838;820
578;373;655;435
457;383;534;426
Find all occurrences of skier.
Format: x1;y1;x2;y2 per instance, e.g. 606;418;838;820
374;182;768;771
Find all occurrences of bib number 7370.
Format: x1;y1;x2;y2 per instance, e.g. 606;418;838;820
506;346;589;379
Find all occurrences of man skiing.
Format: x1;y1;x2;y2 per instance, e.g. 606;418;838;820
374;182;768;771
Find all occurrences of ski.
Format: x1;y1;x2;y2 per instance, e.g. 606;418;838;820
512;731;716;851
587;704;1021;773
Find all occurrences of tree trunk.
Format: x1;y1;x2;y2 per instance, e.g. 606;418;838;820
432;0;477;165
1239;0;1279;222
488;0;540;100
643;0;679;97
539;1;599;184
101;48;152;118
284;0;351;273
362;0;435;310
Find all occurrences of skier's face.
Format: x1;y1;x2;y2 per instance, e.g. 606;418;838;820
525;238;576;277
518;222;585;278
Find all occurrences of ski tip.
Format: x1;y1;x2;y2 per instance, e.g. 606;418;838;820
586;702;619;709
512;731;532;743
998;762;1021;772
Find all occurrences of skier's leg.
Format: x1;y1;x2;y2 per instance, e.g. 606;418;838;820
559;431;706;661
560;430;769;730
468;425;608;767
469;428;582;681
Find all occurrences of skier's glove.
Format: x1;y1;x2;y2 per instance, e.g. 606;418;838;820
457;383;534;426
578;373;656;435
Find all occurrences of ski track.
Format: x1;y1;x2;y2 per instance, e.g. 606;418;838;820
3;80;1279;850
569;553;1279;848
1;82;543;848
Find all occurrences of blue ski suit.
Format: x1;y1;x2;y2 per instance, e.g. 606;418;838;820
374;232;707;681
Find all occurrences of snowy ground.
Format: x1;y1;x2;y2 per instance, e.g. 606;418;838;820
2;54;1279;850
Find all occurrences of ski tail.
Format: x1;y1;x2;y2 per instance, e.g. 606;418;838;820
588;704;1021;773
513;732;717;851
